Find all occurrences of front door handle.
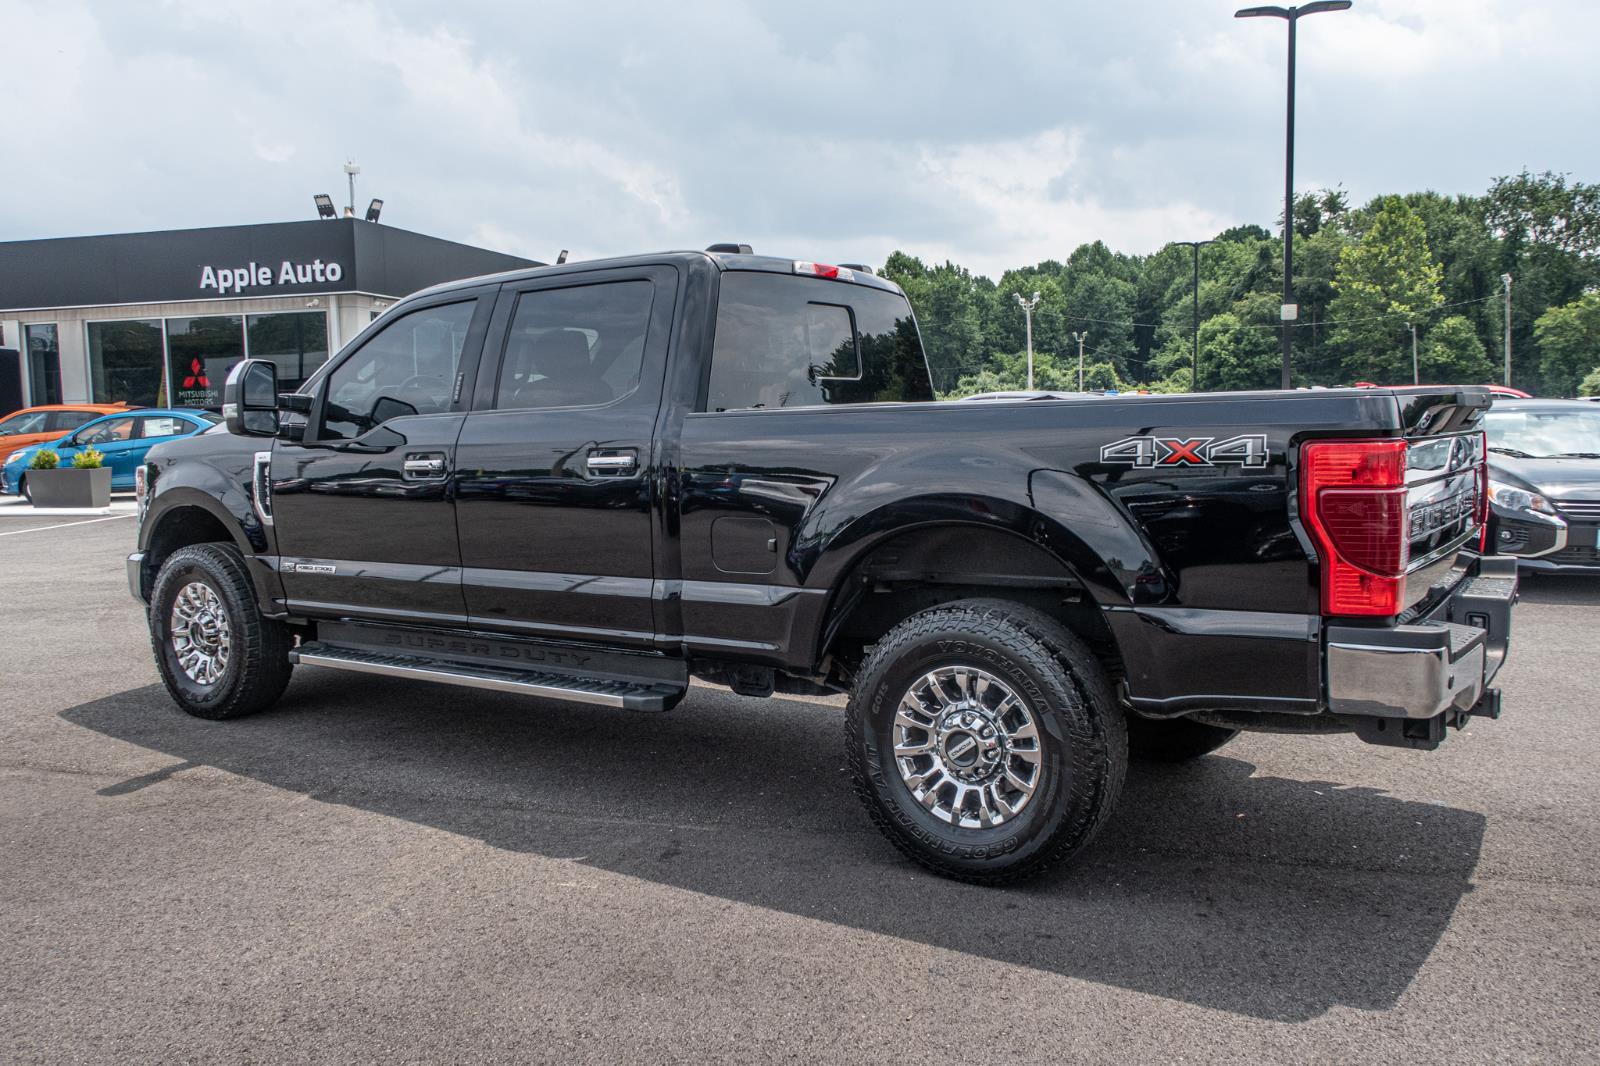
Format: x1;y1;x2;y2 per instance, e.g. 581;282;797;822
402;454;448;480
586;450;638;476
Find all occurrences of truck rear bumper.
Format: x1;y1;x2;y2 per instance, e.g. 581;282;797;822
1325;555;1517;748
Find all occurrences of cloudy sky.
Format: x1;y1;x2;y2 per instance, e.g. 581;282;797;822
4;0;1597;278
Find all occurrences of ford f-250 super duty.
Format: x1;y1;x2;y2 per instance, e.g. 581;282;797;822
128;246;1517;884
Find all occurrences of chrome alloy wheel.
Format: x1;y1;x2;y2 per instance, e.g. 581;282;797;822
893;666;1042;828
170;581;232;686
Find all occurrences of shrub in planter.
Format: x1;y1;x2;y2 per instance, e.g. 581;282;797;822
26;447;112;508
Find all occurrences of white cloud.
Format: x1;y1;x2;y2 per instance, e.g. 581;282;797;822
1;0;1597;280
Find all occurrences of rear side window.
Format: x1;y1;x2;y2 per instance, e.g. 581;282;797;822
494;280;654;410
49;411;98;432
139;416;187;438
706;273;932;412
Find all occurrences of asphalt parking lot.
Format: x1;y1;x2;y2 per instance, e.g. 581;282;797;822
2;513;1597;1064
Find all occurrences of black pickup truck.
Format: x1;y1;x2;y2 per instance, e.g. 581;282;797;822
129;247;1517;884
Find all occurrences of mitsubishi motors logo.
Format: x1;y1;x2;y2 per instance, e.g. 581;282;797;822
183;358;210;389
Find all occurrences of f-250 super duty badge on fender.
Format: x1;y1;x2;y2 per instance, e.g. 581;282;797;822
1099;434;1270;468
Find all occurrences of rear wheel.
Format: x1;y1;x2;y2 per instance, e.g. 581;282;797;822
1126;714;1238;762
149;542;293;719
846;599;1127;885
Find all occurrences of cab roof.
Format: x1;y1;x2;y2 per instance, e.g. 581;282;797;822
406;248;905;302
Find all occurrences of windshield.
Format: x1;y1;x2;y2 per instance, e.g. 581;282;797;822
1484;407;1600;459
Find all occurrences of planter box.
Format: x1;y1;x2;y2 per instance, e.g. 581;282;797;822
27;467;113;509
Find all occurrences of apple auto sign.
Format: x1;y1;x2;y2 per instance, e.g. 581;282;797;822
199;258;344;295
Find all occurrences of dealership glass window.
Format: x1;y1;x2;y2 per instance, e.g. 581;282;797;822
246;312;329;389
24;324;62;406
87;320;166;407
166;316;244;409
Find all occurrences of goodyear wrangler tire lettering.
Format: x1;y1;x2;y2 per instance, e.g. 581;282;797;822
845;598;1128;885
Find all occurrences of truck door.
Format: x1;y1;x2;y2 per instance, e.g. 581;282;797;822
453;265;678;648
268;290;494;622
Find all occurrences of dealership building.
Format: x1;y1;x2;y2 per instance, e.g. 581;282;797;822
0;219;537;412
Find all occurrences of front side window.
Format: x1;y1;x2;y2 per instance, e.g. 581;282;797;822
494;280;654;410
706;272;932;412
320;301;476;441
0;411;49;435
74;416;138;446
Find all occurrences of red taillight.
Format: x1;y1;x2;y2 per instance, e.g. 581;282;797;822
1301;439;1409;617
1476;431;1489;552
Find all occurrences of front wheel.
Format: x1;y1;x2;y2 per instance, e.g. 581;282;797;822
149;542;293;719
846;599;1127;885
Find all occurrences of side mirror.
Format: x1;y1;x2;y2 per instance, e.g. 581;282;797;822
222;359;280;437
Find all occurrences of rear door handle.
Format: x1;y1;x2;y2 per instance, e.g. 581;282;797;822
402;454;448;480
586;450;638;476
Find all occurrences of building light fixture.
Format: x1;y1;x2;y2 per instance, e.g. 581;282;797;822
313;194;337;220
365;198;384;223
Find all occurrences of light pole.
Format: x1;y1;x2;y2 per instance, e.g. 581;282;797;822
1070;331;1090;391
1501;273;1514;386
343;160;361;217
1014;290;1042;390
1235;1;1352;389
1407;321;1419;384
1174;240;1214;390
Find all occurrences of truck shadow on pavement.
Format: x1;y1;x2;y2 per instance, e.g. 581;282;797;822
63;675;1486;1023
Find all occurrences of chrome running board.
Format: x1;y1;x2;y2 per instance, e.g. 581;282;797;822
289;641;683;712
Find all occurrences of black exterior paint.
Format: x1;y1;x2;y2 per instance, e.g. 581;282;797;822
0;219;537;311
136;250;1494;717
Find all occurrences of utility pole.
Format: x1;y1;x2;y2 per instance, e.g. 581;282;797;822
1013;291;1042;390
1070;331;1090;391
1174;240;1214;390
1235;2;1353;389
1501;273;1513;386
1408;321;1419;384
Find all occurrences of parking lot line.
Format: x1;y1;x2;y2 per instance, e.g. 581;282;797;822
0;514;135;537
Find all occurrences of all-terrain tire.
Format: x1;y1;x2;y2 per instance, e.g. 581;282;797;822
149;542;293;720
846;598;1128;885
1125;715;1239;762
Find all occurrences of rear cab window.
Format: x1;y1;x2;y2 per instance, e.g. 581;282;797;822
705;272;933;411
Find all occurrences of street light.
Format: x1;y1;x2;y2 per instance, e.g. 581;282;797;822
1070;331;1090;391
1013;290;1043;390
1235;1;1352;389
1173;240;1214;390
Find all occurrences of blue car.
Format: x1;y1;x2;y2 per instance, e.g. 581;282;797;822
2;408;219;498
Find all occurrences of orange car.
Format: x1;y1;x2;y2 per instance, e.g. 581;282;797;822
0;403;133;458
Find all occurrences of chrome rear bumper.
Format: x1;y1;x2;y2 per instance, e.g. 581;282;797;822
1325;556;1517;747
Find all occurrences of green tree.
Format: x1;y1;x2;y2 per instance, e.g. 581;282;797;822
1533;292;1600;396
1419;315;1494;382
1329;196;1445;383
1579;366;1600;397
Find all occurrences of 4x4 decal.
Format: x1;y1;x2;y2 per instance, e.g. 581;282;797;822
1100;434;1270;469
